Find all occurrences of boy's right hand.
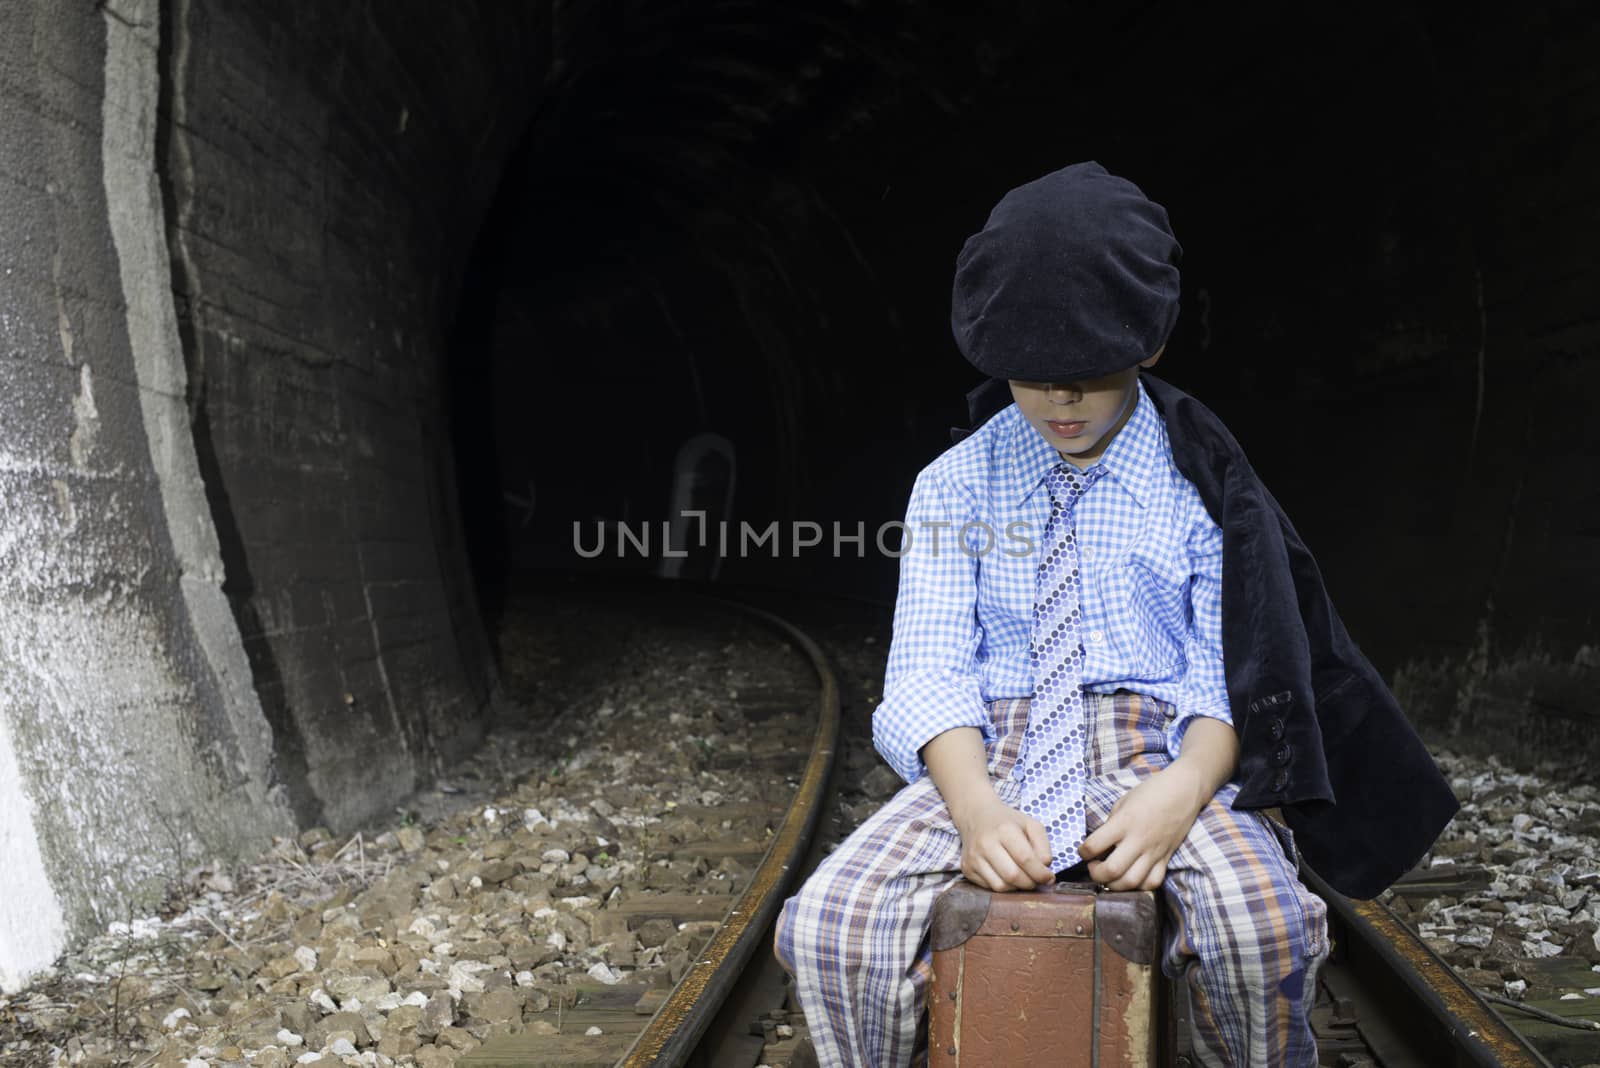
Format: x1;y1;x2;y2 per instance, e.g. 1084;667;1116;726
951;795;1055;892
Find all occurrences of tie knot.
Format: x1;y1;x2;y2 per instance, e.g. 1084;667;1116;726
1047;462;1103;507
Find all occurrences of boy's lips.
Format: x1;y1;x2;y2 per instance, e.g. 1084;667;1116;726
1047;419;1088;438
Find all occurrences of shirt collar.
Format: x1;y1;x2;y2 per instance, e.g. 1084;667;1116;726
1010;379;1162;509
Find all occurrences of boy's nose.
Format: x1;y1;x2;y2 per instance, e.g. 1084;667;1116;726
1046;383;1083;403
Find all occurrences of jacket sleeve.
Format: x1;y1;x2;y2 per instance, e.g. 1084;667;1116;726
873;467;995;784
1169;494;1234;757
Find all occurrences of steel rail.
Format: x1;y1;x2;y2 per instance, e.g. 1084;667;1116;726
1304;866;1554;1068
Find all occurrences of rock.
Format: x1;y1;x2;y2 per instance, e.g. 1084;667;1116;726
261;955;302;981
598;936;639;966
391;943;422;976
386;1005;424;1033
378;1030;422;1058
453;939;506;963
192;970;227;992
300;827;333;849
291;910;323;944
350;946;396;974
508;942;560;971
860;765;903;800
633;918;677;949
281;1002;314;1035
323;911;361;940
370;991;404;1013
479;861;520;885
464;988;522;1025
437;1026;478;1052
397;826;426;853
326;974;390;1006
263;892;292;923
413;1045;456;1068
312;1011;370;1046
419;992;454;1037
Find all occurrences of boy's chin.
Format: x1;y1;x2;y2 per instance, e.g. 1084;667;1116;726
1037;429;1102;457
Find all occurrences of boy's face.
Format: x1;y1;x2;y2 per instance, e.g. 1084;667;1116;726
1009;347;1165;469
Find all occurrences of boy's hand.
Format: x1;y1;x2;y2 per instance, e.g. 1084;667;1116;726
951;795;1055;892
1078;763;1210;891
921;726;1054;892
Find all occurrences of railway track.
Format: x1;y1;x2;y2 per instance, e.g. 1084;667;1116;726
460;592;1572;1068
459;596;841;1068
1298;868;1552;1068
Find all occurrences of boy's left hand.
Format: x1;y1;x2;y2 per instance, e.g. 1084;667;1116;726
1077;764;1210;891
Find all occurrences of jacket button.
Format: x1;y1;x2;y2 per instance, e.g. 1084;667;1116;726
1274;744;1291;765
1272;770;1288;792
1268;718;1284;740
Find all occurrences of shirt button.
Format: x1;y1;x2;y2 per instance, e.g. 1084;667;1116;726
1089;630;1103;642
1012;767;1024;781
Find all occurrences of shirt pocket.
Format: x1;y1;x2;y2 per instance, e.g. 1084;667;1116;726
1095;544;1189;678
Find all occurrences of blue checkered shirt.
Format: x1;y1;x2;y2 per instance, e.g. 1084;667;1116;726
874;380;1232;784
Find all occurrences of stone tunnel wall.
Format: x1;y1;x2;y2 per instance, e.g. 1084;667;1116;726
0;0;541;988
157;0;541;831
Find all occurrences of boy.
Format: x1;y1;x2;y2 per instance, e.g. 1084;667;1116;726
774;162;1456;1067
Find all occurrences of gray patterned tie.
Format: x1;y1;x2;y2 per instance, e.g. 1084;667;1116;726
1018;462;1105;871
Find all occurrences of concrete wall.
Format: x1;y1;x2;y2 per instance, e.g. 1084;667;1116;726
0;0;540;988
0;0;292;990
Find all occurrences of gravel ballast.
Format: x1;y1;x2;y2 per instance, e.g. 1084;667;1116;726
0;594;813;1068
5;588;1594;1066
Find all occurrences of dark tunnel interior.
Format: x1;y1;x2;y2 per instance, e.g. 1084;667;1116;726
5;0;1599;991
445;1;1598;679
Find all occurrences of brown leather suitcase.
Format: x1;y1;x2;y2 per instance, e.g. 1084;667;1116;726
927;880;1166;1067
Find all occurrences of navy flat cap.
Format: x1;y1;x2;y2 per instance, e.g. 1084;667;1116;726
951;161;1182;383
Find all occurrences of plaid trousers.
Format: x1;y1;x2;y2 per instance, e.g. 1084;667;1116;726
774;693;1329;1068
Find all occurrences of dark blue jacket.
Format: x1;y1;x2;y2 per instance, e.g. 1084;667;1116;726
957;374;1458;899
